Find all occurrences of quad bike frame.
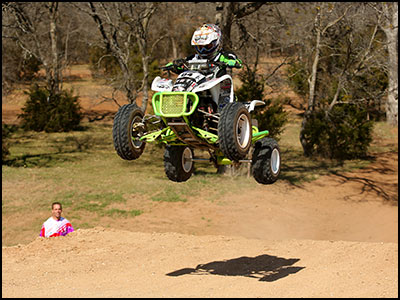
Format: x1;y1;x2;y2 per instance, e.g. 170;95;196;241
139;91;270;166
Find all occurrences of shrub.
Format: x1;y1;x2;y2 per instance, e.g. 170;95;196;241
286;60;309;99
235;66;264;104
301;104;374;159
2;125;11;162
236;66;288;140
18;85;83;133
253;97;288;140
20;55;41;81
2;124;18;163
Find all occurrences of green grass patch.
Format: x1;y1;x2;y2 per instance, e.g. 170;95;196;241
104;208;143;218
2;118;397;246
151;186;188;202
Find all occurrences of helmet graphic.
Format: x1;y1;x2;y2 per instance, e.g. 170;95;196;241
191;24;222;60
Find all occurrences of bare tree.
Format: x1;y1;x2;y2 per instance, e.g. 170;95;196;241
298;3;353;155
370;2;398;125
76;2;164;111
2;2;63;95
214;2;275;52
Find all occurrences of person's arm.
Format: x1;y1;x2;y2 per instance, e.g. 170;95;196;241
218;52;242;68
39;225;45;237
65;222;74;235
163;58;188;74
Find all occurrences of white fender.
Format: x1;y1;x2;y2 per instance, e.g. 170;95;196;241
246;100;265;113
192;74;234;103
151;76;173;92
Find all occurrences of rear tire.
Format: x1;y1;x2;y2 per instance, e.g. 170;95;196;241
113;103;146;160
164;146;194;182
251;137;281;184
218;102;252;161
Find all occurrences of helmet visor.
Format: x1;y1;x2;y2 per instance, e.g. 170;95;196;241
195;40;217;54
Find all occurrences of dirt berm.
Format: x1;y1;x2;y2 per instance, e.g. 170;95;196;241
2;227;398;298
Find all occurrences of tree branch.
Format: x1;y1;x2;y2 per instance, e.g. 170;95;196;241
234;2;274;19
322;4;352;35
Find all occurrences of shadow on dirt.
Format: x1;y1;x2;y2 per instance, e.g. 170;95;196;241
83;110;115;123
166;254;305;282
3;151;79;168
329;170;398;204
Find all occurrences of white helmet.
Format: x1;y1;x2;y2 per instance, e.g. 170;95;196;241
191;24;222;60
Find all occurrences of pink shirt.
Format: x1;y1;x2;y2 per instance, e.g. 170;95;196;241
39;217;74;237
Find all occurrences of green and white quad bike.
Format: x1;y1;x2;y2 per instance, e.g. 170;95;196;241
112;58;281;184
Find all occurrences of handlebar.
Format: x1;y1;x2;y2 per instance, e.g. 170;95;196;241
160;59;241;74
209;61;241;69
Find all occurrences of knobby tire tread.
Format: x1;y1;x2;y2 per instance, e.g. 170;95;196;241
113;104;145;160
251;137;280;184
164;146;194;182
218;102;251;161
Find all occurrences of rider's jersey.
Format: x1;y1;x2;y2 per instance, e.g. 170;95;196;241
165;50;242;75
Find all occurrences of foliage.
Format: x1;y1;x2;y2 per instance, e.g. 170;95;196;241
254;98;289;140
236;65;265;103
352;66;388;121
88;45;121;78
20;54;42;81
301;104;374;159
2;41;42;94
2;124;18;163
286;60;309;99
236;65;288;140
18;85;83;133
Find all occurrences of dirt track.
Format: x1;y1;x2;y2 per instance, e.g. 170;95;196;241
2;228;398;298
2;152;398;298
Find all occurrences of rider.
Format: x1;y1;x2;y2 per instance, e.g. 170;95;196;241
164;24;242;77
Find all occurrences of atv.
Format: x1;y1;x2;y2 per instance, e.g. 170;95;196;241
112;58;281;184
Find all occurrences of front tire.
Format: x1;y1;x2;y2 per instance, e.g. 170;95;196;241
251;137;281;184
218;102;252;161
164;146;194;182
113;103;146;160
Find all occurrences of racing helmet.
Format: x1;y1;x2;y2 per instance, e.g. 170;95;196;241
191;24;222;60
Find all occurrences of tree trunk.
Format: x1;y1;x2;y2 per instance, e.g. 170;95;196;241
300;10;321;156
382;3;398;125
307;13;321;112
141;54;150;112
170;36;177;59
221;3;235;51
48;2;60;95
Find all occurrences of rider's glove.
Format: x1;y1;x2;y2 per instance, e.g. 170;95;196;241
173;58;186;68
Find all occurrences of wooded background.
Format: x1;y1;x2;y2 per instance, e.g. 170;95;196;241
2;2;398;155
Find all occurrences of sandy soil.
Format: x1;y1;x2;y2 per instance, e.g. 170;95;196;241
2;229;397;298
2;151;398;298
2;67;398;298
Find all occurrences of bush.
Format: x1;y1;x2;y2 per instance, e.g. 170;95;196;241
236;66;288;140
2;125;11;162
301;104;374;159
18;85;83;133
286;60;309;99
253;97;288;140
235;66;264;104
20;55;41;81
2;124;18;163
